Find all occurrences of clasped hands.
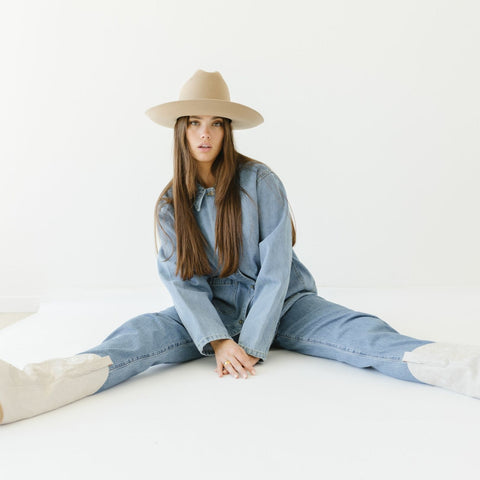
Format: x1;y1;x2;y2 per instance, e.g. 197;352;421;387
210;339;259;379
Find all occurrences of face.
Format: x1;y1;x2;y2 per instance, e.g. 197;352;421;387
186;115;225;164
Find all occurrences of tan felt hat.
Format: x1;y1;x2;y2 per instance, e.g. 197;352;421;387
145;69;264;130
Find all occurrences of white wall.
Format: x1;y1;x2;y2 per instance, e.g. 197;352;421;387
1;0;479;305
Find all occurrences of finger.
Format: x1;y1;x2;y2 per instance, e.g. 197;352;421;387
236;352;256;376
223;360;239;379
247;358;257;375
217;362;230;375
243;359;256;375
231;357;249;379
216;360;225;377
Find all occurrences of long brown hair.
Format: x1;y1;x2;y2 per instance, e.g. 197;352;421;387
154;116;296;280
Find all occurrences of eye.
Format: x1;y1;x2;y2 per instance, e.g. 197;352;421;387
213;121;223;127
189;120;199;126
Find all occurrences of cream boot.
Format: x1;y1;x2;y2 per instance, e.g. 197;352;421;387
0;354;112;425
402;342;480;399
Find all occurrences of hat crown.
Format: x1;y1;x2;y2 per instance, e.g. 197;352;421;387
179;70;231;102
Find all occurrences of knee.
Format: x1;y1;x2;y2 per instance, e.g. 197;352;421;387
121;312;161;333
102;311;174;345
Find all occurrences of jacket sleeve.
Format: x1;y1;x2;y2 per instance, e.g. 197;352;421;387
156;202;232;356
237;171;293;361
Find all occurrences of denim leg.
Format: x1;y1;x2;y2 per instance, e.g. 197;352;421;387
274;294;432;383
81;306;202;392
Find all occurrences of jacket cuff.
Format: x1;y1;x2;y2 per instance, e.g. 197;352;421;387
238;343;268;362
198;334;233;356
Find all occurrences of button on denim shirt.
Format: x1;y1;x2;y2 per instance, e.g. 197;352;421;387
156;161;317;361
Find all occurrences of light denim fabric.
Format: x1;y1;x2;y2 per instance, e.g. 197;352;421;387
155;162;317;360
83;161;432;392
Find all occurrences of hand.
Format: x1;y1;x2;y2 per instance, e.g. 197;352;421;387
210;339;258;379
223;353;260;376
246;354;261;368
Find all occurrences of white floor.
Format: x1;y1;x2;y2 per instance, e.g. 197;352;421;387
1;286;480;479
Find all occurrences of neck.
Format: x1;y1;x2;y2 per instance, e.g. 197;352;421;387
196;162;216;188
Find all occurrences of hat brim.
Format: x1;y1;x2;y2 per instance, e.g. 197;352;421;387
145;99;264;130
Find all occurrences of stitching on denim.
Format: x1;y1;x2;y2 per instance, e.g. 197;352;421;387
200;334;232;345
257;169;273;184
208;278;237;286
110;338;195;371
275;333;403;362
239;343;265;359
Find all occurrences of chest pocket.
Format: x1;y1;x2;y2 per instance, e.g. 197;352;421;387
208;278;239;315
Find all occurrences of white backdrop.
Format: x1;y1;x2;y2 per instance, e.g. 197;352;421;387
1;0;479;305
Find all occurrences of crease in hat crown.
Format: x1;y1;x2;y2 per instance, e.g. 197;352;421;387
145;69;263;130
180;70;230;101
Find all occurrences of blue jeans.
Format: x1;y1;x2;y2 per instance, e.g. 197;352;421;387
83;294;431;393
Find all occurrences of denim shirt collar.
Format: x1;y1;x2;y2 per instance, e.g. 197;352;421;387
194;183;216;212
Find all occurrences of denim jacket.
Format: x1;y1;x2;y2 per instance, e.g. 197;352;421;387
156;161;317;361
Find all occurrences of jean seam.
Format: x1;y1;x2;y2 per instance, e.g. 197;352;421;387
275;333;403;362
109;339;195;371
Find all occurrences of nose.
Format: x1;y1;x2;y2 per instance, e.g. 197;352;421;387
200;125;211;139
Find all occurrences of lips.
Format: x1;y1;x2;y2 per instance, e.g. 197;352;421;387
198;144;212;150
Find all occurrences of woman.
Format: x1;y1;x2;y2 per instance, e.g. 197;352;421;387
1;69;479;425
